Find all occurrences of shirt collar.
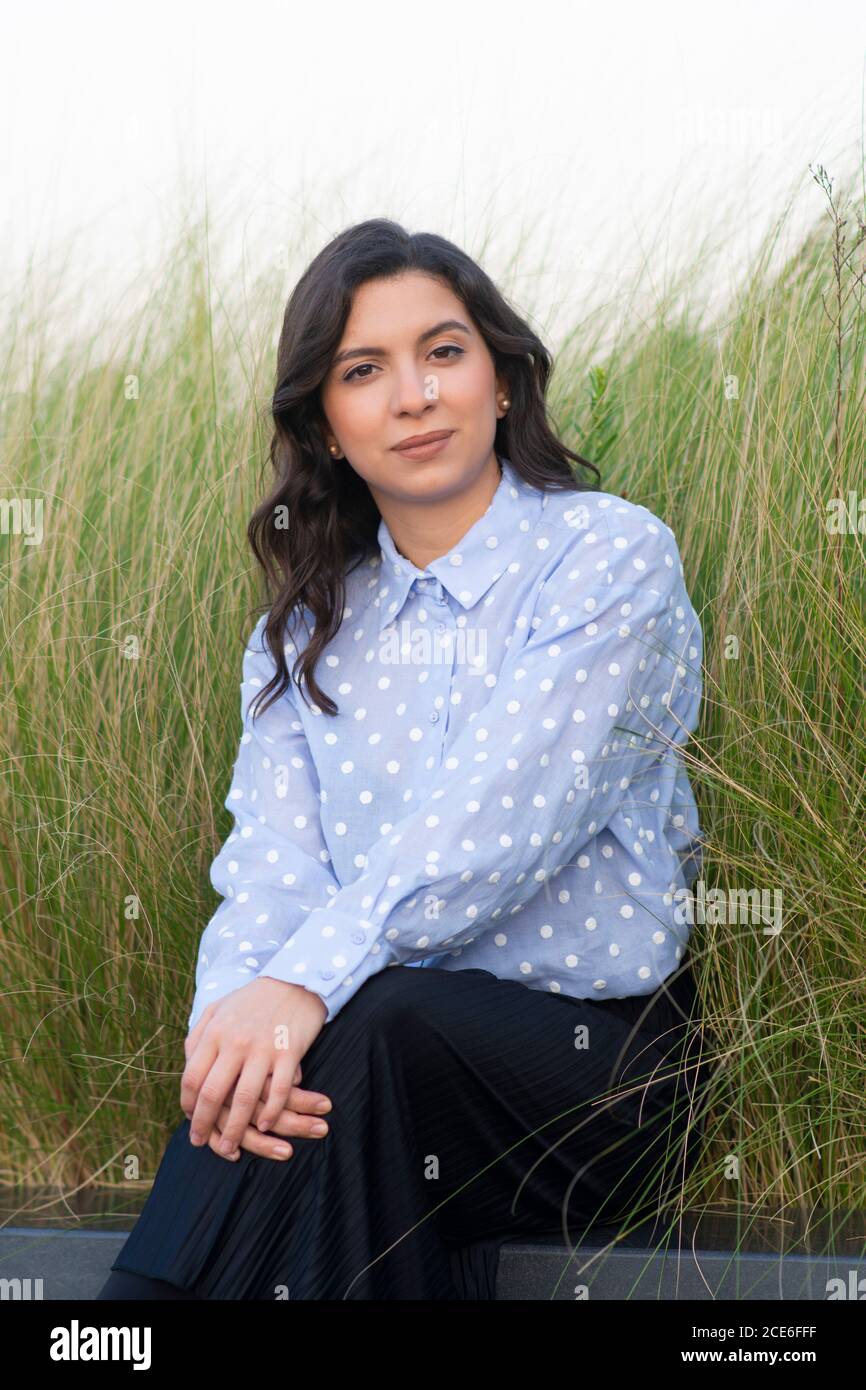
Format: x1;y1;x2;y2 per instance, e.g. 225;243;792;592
374;455;543;632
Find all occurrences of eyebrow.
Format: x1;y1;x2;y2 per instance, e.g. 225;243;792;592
331;319;472;368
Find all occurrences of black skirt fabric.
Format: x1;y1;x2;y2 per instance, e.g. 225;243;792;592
99;960;712;1300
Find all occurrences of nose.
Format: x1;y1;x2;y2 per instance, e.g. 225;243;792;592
390;363;438;414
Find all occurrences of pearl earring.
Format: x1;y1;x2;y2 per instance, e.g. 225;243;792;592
329;444;340;456
500;397;510;410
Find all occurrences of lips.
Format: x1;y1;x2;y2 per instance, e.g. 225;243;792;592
392;429;453;450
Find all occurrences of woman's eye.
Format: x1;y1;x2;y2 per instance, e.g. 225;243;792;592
342;345;463;383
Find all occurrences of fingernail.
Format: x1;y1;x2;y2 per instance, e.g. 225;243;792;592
190;1131;203;1145
272;1144;292;1158
315;1100;331;1114
219;1139;233;1154
310;1121;328;1135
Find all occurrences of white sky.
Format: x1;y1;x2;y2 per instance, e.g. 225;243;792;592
1;0;865;341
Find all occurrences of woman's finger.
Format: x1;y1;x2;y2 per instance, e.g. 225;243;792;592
214;1093;329;1146
243;1093;330;1140
214;1107;293;1162
255;1053;303;1133
184;1006;215;1061
187;1058;330;1146
217;1073;332;1126
258;1070;332;1116
180;1030;221;1124
188;1048;246;1146
207;1125;243;1162
214;1051;275;1155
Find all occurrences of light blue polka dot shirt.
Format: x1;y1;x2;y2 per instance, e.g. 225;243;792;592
188;456;705;1032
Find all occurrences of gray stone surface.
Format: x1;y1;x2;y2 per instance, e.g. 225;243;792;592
1;1225;864;1301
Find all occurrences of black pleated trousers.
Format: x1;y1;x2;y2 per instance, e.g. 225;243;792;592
96;960;712;1301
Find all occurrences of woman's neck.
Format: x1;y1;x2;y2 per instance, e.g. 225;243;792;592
376;453;502;572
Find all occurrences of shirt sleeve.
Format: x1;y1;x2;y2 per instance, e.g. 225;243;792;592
187;613;341;1030
257;511;703;1023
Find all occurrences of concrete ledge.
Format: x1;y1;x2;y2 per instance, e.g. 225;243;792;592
1;1217;865;1300
495;1233;866;1300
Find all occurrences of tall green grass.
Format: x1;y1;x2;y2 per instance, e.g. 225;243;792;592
1;173;864;1250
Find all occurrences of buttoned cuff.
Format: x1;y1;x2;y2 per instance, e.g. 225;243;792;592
255;905;382;1019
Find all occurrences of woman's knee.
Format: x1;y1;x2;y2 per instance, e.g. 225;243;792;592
302;965;442;1082
333;962;436;1028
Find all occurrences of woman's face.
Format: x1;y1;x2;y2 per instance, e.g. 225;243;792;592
319;270;507;510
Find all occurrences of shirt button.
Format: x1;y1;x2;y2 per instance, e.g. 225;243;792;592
318;969;335;980
435;622;446;633
429;711;439;723
350;932;365;944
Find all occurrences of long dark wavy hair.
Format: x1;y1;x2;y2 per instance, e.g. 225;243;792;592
246;217;602;720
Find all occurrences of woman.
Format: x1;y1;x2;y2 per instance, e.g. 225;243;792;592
97;218;711;1301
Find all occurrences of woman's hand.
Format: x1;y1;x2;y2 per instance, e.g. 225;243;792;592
181;977;330;1157
206;1071;332;1162
181;1051;334;1163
